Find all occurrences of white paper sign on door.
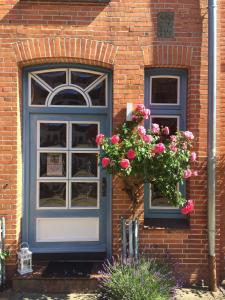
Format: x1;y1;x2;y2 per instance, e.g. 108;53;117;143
47;153;63;176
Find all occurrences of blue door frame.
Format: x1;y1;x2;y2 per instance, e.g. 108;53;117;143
22;64;112;256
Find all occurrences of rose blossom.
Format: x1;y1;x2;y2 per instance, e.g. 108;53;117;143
120;159;130;169
154;143;166;154
190;152;197;162
170;135;177;142
136;104;145;112
132;115;138;122
142;109;151;119
183;131;194;140
127;149;136;160
183;169;192;178
181;200;194;215
169;143;177;152
111;135;120;144
143;134;153;143
162;126;170;135
151;123;160;134
101;157;110;168
96;133;105;145
138;126;146;136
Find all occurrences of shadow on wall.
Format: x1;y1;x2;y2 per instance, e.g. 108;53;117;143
0;0;107;27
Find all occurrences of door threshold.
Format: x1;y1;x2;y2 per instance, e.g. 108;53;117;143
33;252;107;262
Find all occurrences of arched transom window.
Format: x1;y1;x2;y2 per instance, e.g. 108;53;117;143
29;68;108;107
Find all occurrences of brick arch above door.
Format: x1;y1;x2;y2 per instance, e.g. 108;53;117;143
13;38;118;67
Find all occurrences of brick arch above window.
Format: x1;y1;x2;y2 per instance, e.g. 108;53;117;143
13;38;118;67
142;45;194;67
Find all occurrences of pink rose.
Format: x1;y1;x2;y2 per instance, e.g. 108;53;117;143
183;169;192;178
111;135;120;144
96;133;105;145
151;123;160;134
132;115;138;122
170;135;177;142
127;149;136;160
190;152;197;162
143;134;153;143
120;159;130;169
183;131;194;140
181;200;194;215
102;157;110;168
169;143;177;152
136;104;145;112
142;109;151;119
193;170;198;176
162;126;170;135
154;143;166;154
138;126;146;136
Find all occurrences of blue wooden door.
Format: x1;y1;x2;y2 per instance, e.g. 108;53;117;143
28;113;109;253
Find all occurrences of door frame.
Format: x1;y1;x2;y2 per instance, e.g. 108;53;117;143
22;64;113;257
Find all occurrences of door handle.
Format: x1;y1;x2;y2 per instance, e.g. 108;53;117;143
102;177;107;197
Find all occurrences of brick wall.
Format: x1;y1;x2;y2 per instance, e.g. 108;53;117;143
0;0;224;284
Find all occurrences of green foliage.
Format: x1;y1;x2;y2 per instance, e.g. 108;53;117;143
98;258;177;300
97;105;197;208
0;250;10;260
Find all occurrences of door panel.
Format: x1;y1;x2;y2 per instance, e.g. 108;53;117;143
29;114;108;253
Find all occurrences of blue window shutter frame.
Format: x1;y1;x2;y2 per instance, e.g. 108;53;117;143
144;68;187;221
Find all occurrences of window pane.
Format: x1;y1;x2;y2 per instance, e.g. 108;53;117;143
151;77;178;104
151;117;178;135
39;182;66;207
88;80;106;106
150;185;173;207
37;71;66;89
71;71;100;89
40;123;67;148
51;89;87;106
72;124;98;148
40;153;67;177
71;182;98;207
72;153;98;177
31;78;49;105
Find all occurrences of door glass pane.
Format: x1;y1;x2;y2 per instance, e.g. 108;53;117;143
151;77;178;104
71;153;98;177
71;71;100;89
72;123;98;148
40;153;67;177
39;182;66;207
40;123;67;148
88;80;106;106
37;71;66;89
151;117;178;135
51;89;87;106
31;78;49;105
71;182;98;207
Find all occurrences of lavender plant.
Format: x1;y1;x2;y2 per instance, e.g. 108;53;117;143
98;257;180;300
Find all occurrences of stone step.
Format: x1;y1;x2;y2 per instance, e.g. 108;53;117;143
12;261;103;293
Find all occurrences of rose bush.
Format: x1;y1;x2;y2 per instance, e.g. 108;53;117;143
96;105;197;214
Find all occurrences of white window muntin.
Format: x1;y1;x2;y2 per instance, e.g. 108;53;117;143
37;120;69;150
36;180;68;210
31;68;69;91
69;180;100;210
70;121;100;151
69;151;99;180
46;85;91;107
150;115;180;131
37;150;68;180
86;75;108;108
150;75;180;106
28;68;108;108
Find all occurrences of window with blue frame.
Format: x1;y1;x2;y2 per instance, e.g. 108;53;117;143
144;68;189;227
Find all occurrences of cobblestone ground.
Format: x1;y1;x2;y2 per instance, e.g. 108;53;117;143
0;287;225;300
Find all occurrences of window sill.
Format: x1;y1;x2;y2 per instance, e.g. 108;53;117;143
144;217;190;230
